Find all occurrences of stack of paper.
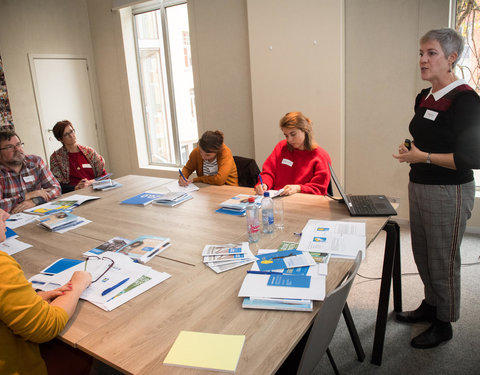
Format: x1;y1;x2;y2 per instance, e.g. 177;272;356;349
164;331;245;373
115;235;171;263
29;252;171;311
297;219;366;259
216;194;262;216
152;191;193;207
238;249;327;311
202;243;257;273
36;211;91;233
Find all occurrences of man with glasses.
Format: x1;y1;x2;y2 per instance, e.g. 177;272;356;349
0;129;60;213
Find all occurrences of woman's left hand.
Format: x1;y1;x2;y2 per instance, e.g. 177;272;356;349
280;185;301;196
392;141;427;164
37;283;73;303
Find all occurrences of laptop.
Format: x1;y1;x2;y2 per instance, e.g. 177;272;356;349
328;163;397;217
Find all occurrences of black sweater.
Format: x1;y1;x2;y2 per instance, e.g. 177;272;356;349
409;84;480;185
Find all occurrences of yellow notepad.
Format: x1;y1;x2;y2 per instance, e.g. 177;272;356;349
164;331;246;373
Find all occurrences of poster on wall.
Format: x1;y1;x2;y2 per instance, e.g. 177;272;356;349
0;55;14;130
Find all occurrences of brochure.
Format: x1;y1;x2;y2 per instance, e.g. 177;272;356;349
116;235;171;263
25;194;100;215
120;191;164;206
83;237;131;257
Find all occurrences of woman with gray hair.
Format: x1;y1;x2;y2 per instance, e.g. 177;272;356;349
393;28;480;348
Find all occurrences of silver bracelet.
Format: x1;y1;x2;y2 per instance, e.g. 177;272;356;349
426;152;432;164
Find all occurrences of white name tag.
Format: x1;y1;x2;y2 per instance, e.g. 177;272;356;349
281;158;293;167
424;109;438;121
82;164;92;168
23;175;35;183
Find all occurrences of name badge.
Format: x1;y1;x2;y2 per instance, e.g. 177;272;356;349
23;175;35;183
82;164;92;169
424;109;438;121
281;158;293;167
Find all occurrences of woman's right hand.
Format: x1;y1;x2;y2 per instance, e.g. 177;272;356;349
69;271;92;292
178;176;191;186
254;183;268;195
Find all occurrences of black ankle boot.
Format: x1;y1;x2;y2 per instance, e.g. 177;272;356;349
411;319;452;349
396;300;436;323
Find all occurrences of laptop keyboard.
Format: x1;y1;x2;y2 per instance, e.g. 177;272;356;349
349;195;380;215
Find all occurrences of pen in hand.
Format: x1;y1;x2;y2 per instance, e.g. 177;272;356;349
178;169;188;183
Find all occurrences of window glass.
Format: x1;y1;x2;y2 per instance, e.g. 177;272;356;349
135;3;198;166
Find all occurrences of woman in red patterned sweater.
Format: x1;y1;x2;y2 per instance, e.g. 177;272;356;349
254;112;331;196
49;120;107;194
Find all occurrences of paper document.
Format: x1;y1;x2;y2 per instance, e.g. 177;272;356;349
29;251;171;311
6;213;38;229
164;331;245;373
0;238;33;256
164;180;199;193
297;220;366;259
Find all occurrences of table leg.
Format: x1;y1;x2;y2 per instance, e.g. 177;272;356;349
371;221;401;366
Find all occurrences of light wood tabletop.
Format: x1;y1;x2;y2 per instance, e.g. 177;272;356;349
11;175;392;374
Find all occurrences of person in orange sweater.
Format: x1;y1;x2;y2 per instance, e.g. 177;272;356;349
179;130;238;186
0;208;92;375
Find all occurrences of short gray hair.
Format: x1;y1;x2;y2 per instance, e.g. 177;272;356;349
420;28;464;68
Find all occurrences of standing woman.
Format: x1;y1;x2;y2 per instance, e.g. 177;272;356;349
393;28;480;348
179;130;238;186
50;120;107;193
255;112;331;196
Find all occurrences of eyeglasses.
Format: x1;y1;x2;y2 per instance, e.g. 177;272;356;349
84;256;115;283
63;129;75;138
0;142;24;151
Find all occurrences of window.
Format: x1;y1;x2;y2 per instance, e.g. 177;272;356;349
455;1;480;191
134;1;198;166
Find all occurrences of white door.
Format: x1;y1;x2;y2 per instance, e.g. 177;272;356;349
30;55;99;162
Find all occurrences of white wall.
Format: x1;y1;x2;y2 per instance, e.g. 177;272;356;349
0;0;107;164
345;0;450;219
247;0;344;172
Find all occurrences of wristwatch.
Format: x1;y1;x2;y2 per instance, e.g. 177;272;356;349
426;153;432;164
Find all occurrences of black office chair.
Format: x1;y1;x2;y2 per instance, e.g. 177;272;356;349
276;252;363;375
233;155;260;188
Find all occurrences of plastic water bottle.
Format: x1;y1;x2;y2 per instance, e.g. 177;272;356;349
246;197;260;243
261;192;274;233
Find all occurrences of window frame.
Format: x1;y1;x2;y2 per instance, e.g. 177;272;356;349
132;0;192;168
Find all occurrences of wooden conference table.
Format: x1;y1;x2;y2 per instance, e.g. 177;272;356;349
13;175;398;374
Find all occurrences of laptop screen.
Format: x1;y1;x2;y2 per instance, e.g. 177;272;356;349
328;163;352;206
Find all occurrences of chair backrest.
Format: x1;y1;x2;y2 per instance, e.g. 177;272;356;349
296;251;362;375
233;156;260;188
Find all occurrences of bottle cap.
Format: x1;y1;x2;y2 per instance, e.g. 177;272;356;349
248;197;255;203
263;192;270;197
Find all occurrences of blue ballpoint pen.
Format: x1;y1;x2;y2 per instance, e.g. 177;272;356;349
258;174;264;188
101;277;129;296
178;169;188;183
247;271;283;275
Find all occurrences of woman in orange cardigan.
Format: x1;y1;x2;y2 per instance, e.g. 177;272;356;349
179;130;238;186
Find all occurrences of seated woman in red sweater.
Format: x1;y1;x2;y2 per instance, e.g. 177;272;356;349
255;112;331;196
50;120;107;194
179;130;238;186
